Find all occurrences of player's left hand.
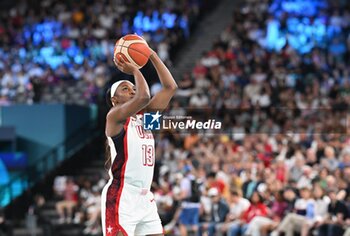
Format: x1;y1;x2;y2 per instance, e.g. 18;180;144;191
115;57;139;75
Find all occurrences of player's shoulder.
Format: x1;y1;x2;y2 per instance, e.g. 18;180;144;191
105;114;129;138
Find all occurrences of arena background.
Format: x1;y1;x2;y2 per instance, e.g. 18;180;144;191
0;0;350;235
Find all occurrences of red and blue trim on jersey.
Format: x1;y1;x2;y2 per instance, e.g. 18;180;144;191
105;118;130;235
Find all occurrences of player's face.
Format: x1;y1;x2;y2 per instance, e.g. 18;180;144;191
112;82;135;105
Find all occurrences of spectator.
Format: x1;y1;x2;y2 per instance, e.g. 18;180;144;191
55;177;79;224
248;190;288;236
178;165;201;236
300;185;329;236
317;189;349;236
321;146;339;173
82;187;101;235
272;187;315;236
288;151;306;183
198;187;229;236
27;194;52;235
219;189;250;235
228;191;268;236
154;178;176;226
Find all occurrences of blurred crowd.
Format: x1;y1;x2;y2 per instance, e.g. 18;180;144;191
154;133;350;235
51;175;106;235
168;0;350;134
0;0;207;105
150;0;350;235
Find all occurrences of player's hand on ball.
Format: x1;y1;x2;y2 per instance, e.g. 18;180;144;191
115;57;138;75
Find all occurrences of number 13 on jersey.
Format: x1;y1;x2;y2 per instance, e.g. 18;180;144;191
142;144;154;166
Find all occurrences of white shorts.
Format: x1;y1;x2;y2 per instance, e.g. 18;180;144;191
101;179;163;236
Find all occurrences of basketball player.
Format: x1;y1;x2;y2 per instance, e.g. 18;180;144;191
101;48;177;236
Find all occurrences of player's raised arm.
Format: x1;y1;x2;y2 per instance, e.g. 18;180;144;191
146;49;178;112
106;58;150;136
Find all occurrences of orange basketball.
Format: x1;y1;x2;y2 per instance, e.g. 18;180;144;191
113;34;151;69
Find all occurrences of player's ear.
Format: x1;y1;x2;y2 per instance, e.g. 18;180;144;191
111;97;118;106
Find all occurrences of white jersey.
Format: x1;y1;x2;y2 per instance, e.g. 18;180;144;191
107;114;155;190
102;114;162;236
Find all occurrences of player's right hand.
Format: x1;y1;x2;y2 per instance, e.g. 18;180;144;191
115;57;138;75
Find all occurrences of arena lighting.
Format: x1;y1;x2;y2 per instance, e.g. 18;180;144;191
20;10;188;69
270;0;328;17
132;10;189;37
262;0;344;53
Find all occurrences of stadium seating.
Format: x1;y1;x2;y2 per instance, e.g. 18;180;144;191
0;0;212;105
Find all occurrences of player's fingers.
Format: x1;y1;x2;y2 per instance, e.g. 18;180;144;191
118;57;125;64
116;60;124;68
114;61;123;70
114;60;122;69
123;60;131;65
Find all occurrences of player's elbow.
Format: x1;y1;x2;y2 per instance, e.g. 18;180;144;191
165;84;178;94
171;85;178;95
170;83;178;91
